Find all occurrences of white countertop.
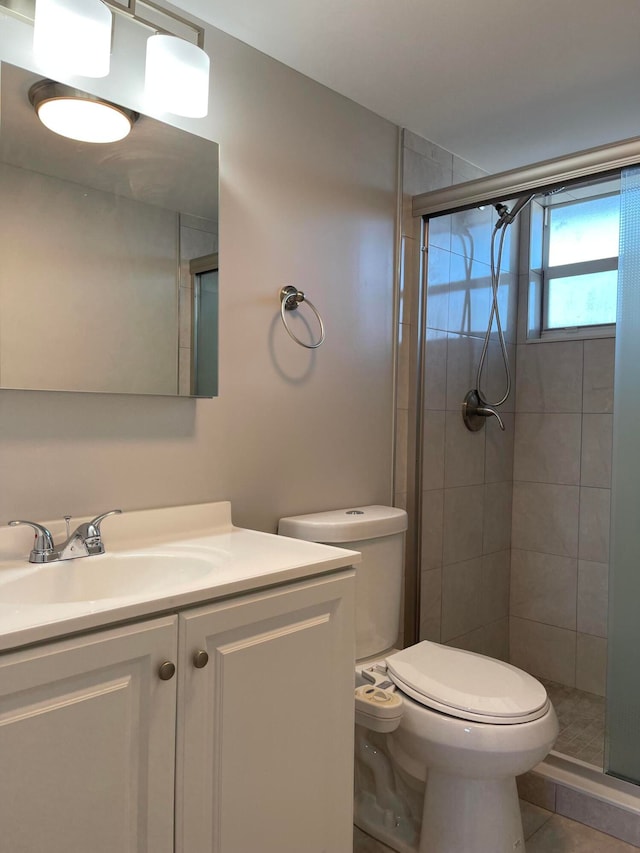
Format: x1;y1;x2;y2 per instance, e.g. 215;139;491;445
0;502;360;652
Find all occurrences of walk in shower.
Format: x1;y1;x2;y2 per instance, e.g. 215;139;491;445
400;134;640;792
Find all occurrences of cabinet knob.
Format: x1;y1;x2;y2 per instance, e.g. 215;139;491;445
193;650;209;669
158;661;176;680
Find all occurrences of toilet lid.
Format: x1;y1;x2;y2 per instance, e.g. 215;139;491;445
386;642;549;724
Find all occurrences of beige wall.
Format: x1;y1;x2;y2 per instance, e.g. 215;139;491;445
0;9;398;532
0;163;178;394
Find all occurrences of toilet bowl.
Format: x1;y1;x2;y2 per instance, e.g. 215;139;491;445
278;506;559;853
382;642;558;852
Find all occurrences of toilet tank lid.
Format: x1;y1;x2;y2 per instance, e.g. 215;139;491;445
278;505;408;543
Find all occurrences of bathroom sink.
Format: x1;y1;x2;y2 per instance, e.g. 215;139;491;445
0;551;214;605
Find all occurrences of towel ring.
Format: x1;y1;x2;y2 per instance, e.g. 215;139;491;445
279;285;325;349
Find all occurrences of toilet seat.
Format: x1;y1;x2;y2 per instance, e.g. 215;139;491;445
386;641;549;725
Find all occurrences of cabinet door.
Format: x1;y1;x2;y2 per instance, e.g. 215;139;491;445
177;571;355;853
0;616;178;853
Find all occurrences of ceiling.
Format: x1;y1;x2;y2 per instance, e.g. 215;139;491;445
176;0;640;174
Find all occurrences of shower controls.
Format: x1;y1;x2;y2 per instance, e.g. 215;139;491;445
462;195;528;432
462;389;505;432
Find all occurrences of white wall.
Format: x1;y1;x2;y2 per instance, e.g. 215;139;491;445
0;7;398;532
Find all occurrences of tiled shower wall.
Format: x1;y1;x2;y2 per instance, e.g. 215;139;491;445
510;338;614;696
397;153;632;843
397;130;517;660
398;132;613;684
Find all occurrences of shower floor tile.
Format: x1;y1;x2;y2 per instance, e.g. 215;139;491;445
542;679;606;768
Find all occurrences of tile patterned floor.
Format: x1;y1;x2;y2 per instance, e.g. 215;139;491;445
353;801;640;852
542;679;606;768
525;813;640;852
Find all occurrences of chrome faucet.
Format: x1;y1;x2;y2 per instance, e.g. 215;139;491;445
8;510;122;563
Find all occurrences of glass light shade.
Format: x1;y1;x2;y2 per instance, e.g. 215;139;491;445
145;34;210;118
33;0;112;79
29;82;137;144
37;98;132;143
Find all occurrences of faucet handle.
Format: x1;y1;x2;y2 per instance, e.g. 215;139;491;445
88;509;122;535
8;520;55;561
78;509;122;555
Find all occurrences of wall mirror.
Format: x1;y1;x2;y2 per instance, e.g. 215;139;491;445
0;61;219;396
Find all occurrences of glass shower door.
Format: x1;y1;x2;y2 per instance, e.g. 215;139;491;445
606;164;640;783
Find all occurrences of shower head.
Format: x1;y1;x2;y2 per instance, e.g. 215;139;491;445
494;186;565;229
506;194;535;220
494;194;535;229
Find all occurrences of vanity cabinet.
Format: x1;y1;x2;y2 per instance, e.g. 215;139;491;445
176;570;355;853
0;570;355;853
0;615;178;853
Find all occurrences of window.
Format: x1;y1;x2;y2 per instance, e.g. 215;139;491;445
543;193;619;331
536;186;620;336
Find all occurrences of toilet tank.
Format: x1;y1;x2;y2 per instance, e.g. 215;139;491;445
278;506;408;659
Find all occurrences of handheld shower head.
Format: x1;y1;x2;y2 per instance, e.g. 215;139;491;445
506;194;535;221
494;194;535;229
493;187;564;229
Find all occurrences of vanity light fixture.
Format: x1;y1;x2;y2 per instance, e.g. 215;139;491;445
28;0;210;119
33;0;113;79
29;80;138;144
145;33;210;118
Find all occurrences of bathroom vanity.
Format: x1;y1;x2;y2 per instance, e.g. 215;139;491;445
0;502;358;853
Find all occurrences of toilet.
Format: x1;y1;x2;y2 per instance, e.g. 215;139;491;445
278;505;559;853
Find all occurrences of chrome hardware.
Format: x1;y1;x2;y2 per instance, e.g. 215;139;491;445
462;390;505;432
279;285;325;349
8;520;55;563
193;650;209;668
8;509;122;563
158;661;176;681
58;509;123;560
280;284;304;310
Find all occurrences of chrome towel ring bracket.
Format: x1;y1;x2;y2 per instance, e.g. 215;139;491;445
279;285;325;349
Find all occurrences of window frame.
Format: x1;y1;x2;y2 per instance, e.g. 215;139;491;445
530;188;619;341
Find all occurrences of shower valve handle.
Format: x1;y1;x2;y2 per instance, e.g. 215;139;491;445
476;404;505;430
462;390;505;432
